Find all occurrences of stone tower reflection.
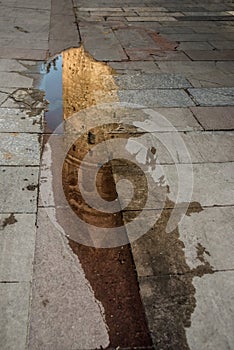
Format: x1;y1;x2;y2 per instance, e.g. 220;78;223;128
62;45;117;119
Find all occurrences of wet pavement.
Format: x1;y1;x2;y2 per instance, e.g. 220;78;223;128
0;0;234;349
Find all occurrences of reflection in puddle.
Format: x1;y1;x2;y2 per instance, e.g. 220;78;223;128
40;46;117;132
40;55;63;132
39;45;214;348
40;46;153;347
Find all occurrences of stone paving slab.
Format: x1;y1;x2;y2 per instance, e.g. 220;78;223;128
152;51;191;61
115;107;203;133
9;0;51;10
108;131;234;164
0;72;33;88
125;205;234;281
0;48;47;60
0;282;31;350
29;208;109;350
109;61;160;73
0;92;8;105
113;28;159;49
118;89;195;107
49;15;79;41
156;61;217;74
113;162;234;210
177;41;214;50
165;162;234;207
188;87;234;106
0;213;36;281
0;133;41;166
179;206;234;271
0;6;50;18
187;71;234;88
186;272;234;350
160;33;231;42
138;272;234;349
216;61;234;74
185;49;234;61
0;38;49;51
0;59;28;72
12;18;50;35
209;40;234;49
115;73;192;89
0;108;43;133
0;166;39;213
190;106;234;130
150;107;202;131
80;24;128;61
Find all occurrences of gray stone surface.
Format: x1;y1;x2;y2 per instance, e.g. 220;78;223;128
0;92;8;105
0;59;28;72
80;24;128;61
185;50;234;61
29;208;109;350
0;214;36;281
0;38;48;50
0;133;41;165
188;87;234;106
0;166;39;213
0;48;47;60
146;131;233;163
0;108;43;133
187;71;234;88
112;27;158;49
157;61;217;74
0;282;31;350
0;72;33;88
115;73;191;89
0;0;234;349
165;162;234;207
177;41;214;50
118;89;195;107
179;206;234;270
190;106;234;130
109;61;160;73
186;273;234;350
209;40;234;49
146;107;202;131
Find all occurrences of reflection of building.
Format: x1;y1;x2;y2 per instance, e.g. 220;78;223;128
62;46;117;120
62;46;121;244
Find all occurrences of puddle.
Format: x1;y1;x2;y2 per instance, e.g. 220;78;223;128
40;46;153;347
40;55;63;132
39;46;214;348
40;46;117;132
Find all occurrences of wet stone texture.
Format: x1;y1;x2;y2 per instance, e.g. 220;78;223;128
0;36;46;350
1;0;234;349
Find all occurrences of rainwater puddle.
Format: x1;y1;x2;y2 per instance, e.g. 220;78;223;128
40;46;116;133
40;54;63;132
39;47;153;348
38;46;214;349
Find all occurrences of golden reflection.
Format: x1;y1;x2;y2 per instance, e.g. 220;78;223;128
62;45;117;120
